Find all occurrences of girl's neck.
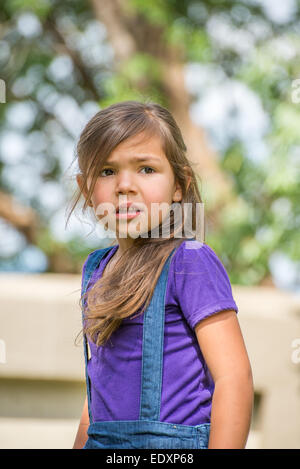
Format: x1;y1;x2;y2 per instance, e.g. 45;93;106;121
115;237;135;257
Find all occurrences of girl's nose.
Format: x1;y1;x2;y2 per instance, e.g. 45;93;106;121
115;171;138;193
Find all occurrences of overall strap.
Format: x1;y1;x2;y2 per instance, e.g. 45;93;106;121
139;246;178;421
81;246;114;423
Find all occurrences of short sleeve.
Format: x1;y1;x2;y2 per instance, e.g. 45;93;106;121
173;241;239;330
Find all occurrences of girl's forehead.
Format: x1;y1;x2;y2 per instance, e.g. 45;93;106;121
105;132;168;163
111;131;164;153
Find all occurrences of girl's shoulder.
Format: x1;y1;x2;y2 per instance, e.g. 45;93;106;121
83;245;114;266
170;240;238;329
172;239;224;273
81;245;116;289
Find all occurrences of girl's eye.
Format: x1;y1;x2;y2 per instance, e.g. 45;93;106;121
100;168;114;177
100;166;155;177
140;166;155;174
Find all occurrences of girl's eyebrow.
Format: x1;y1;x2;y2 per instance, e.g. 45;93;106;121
105;155;162;165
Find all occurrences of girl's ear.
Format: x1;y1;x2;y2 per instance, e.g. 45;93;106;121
173;180;182;203
173;166;192;203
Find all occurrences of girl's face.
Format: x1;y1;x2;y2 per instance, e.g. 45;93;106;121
77;131;183;244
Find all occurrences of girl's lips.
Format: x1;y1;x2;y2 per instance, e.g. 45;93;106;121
115;211;142;219
116;202;144;213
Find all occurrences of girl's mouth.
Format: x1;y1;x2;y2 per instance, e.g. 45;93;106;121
116;210;142;219
115;203;143;219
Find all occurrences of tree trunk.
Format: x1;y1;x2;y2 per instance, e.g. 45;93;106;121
0;191;39;244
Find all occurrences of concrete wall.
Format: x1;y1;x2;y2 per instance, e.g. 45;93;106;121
234;285;300;448
0;273;299;449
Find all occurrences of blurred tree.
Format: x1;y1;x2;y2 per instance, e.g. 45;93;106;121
0;0;299;288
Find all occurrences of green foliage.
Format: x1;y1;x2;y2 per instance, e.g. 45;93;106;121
164;21;212;62
99;54;168;109
4;0;53;19
128;0;173;27
212;30;300;284
121;53;162;83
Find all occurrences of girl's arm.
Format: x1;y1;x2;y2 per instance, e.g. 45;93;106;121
72;396;90;449
195;309;254;449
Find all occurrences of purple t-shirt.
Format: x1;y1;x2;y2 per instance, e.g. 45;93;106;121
82;240;238;426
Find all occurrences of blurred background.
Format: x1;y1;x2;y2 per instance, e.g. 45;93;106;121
0;0;300;449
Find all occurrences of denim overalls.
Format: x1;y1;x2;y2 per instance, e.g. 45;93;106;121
81;242;211;449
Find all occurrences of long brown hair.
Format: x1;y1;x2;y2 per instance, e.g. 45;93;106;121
66;99;204;347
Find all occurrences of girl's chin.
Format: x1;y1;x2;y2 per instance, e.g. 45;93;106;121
99;215;164;238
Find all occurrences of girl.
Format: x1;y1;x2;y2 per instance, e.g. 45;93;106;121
70;100;253;449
